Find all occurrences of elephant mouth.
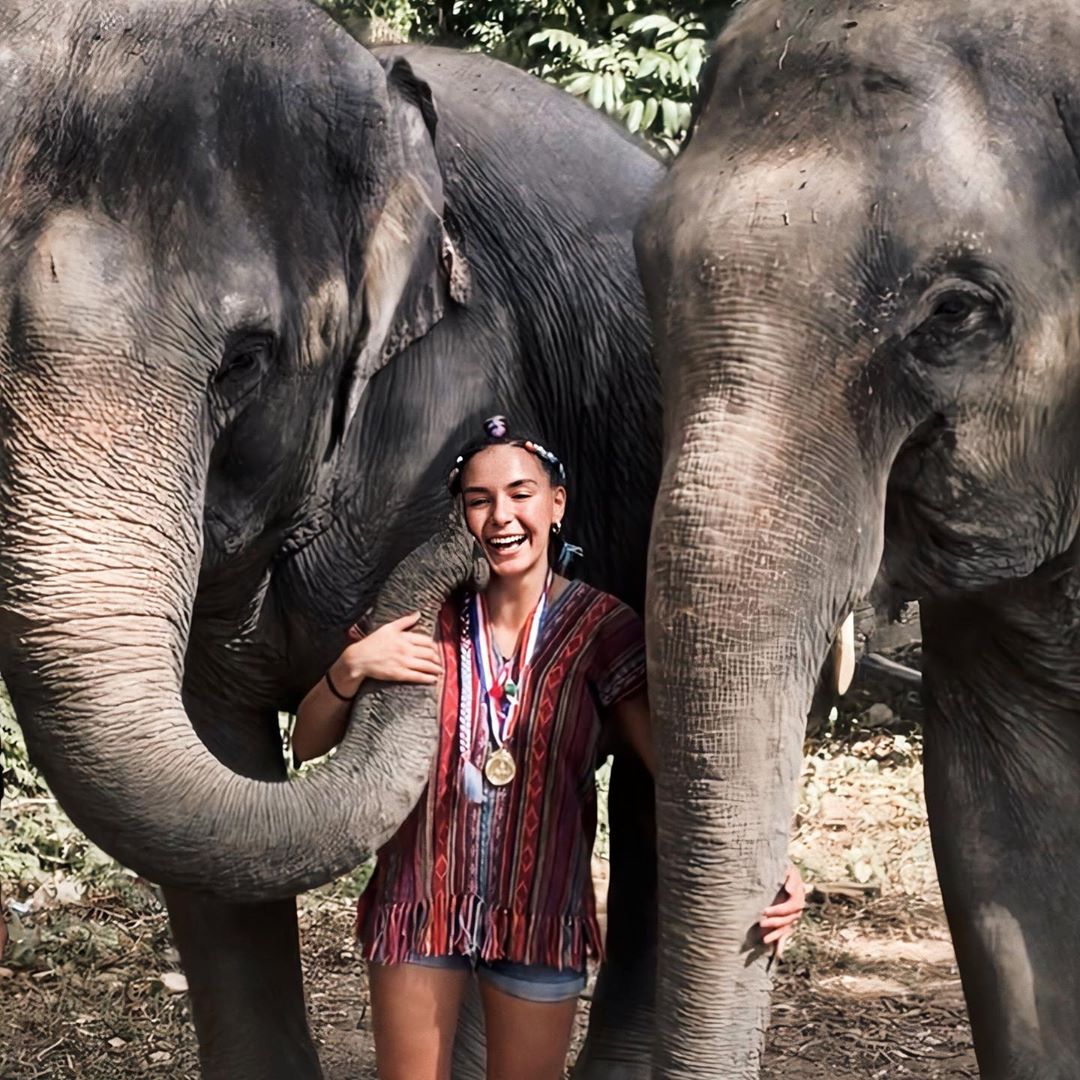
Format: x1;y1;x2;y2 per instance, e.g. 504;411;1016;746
881;487;953;598
880;415;970;598
882;475;1023;599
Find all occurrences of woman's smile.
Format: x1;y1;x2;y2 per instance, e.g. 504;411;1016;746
486;532;529;555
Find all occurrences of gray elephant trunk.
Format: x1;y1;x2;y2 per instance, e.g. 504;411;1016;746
646;336;882;1076
0;431;479;899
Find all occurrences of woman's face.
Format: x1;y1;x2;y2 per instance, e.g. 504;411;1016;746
460;445;566;578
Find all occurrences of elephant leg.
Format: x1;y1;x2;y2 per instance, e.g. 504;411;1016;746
922;593;1080;1080
451;979;487;1080
573;751;656;1080
165;888;322;1080
164;697;321;1078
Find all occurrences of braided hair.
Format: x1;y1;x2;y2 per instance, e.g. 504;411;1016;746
447;416;582;573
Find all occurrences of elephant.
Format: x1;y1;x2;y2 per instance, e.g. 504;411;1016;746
0;3;664;1077
636;0;1080;1076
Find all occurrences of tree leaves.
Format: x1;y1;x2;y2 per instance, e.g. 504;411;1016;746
523;6;713;152
323;1;734;155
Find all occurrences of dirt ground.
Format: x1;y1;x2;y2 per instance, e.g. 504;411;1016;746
0;888;976;1079
307;891;977;1080
1;739;979;1078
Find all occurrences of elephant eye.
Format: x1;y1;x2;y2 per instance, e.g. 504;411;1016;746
907;283;1004;364
216;332;274;385
931;292;978;324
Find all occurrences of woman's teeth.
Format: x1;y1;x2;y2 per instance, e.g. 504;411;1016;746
489;534;527;551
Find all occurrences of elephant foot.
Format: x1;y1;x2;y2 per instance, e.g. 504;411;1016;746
164;890;324;1080
571;1056;651;1080
201;1052;322;1080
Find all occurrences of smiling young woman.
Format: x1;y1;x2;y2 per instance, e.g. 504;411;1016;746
293;417;804;1080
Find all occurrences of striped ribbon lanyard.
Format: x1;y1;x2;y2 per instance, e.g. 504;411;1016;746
459;570;552;801
475;569;551;752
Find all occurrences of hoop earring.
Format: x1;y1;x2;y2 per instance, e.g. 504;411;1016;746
551;522;562;536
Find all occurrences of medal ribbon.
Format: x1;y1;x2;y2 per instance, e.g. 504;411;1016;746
457;603;484;804
472;570;552;756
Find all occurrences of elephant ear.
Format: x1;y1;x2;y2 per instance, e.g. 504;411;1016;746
1055;89;1080;171
343;57;471;428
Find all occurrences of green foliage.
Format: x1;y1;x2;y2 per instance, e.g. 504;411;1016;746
527;9;707;153
322;0;425;39
321;2;736;153
0;686;46;800
1;691;128;893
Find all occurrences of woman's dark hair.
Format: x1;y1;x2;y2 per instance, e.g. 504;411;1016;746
446;415;566;495
447;416;582;573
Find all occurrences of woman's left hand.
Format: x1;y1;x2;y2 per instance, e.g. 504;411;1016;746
759;863;806;958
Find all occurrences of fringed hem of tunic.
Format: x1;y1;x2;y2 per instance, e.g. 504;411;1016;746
356;893;603;971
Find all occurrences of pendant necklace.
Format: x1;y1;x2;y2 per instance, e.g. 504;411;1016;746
471;570;552;788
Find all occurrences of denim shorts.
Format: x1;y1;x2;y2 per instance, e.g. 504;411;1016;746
401;952;586;1003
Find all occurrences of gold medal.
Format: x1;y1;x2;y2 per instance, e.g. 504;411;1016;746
484;746;517;786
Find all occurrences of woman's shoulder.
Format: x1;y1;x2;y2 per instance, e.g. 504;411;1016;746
562;584;646;700
565;580;639;617
554;580;643;643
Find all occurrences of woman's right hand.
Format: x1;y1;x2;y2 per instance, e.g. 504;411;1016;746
329;611;442;696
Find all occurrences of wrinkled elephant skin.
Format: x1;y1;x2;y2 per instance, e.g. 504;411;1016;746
0;4;662;1078
638;1;1080;1077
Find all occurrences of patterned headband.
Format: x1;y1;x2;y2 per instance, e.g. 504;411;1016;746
522;439;567;484
447;416;567;490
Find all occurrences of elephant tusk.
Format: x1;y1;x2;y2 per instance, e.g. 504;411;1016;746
833;612;856;696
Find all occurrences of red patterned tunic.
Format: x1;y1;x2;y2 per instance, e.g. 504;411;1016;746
356;580;645;971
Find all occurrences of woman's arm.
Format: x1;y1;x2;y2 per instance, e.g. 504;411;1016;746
293;657;359;764
608;690;656;775
292;612;442;763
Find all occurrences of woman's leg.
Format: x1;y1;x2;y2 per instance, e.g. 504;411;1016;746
479;964;582;1080
368;959;471;1080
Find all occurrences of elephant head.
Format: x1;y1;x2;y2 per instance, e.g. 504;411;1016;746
637;0;1080;1075
0;0;473;899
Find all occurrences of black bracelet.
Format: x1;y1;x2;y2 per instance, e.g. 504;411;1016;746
324;669;355;703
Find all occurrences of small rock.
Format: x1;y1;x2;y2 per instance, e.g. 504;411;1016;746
107;1037;127;1051
159;972;188;994
148;1051;173;1065
865;702;894;727
53;878;86;906
0;966;13;979
852;859;874;884
820;793;848;827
